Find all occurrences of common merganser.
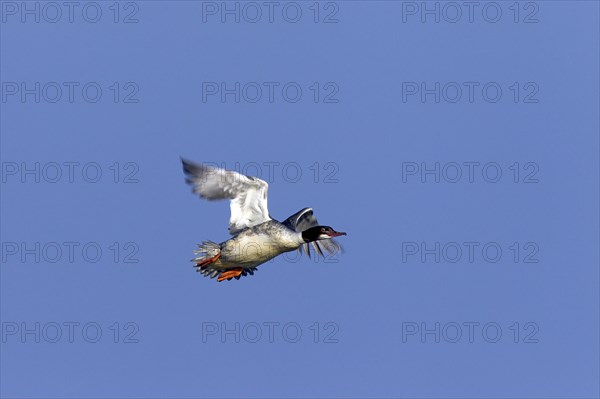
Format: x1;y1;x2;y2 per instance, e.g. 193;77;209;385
182;159;346;282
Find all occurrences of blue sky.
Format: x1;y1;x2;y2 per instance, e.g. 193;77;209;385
1;1;599;398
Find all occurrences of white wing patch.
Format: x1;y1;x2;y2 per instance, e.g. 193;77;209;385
182;159;271;234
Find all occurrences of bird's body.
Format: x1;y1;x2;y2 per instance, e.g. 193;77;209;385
202;220;303;268
182;159;346;282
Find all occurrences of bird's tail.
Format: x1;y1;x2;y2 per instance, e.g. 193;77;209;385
192;241;222;278
191;241;258;281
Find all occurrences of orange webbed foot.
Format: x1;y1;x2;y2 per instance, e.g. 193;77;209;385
217;267;244;282
196;252;221;269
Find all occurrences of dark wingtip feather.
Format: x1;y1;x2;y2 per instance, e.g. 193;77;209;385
313;241;325;258
181;157;192;172
181;158;201;175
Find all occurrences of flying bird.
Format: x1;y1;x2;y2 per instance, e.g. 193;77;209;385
182;159;346;282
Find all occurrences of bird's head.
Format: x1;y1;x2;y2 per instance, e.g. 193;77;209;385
301;226;346;242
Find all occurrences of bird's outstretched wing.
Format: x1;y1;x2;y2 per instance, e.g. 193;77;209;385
283;207;343;258
182;159;271;235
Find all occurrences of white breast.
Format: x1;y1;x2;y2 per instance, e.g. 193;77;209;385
221;234;288;267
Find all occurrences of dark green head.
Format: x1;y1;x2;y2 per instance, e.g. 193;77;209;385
301;226;346;243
